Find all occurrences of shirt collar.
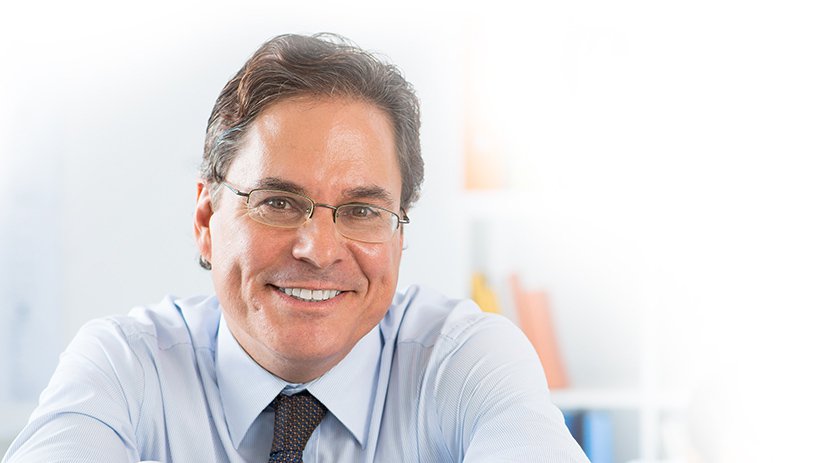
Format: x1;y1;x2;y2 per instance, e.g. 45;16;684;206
216;314;287;449
216;313;382;449
307;324;381;447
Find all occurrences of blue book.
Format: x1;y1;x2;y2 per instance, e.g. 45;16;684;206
562;410;584;444
582;411;614;463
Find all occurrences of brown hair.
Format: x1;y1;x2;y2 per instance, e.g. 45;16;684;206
200;33;423;209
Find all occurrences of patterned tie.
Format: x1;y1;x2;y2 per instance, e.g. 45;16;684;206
268;391;327;463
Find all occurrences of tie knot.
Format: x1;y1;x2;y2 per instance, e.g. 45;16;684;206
269;391;327;463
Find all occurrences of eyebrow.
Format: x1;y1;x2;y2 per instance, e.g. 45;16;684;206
252;177;396;207
341;186;395;206
252;177;308;195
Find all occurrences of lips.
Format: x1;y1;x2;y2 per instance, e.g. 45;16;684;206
277;286;343;302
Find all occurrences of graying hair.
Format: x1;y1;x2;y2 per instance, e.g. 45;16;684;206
197;33;423;270
200;33;423;208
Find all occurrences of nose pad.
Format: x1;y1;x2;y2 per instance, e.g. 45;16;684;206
291;206;344;269
309;203;338;222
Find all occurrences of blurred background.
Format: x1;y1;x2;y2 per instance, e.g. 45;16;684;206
1;1;819;461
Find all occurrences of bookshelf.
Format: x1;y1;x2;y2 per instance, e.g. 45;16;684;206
457;189;691;463
550;388;687;411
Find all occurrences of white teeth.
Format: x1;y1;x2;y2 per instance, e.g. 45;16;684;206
279;287;341;302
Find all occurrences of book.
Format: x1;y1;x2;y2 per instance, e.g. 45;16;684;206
581;411;614;463
562;410;614;463
470;272;502;314
509;274;569;389
462;70;507;190
563;410;584;443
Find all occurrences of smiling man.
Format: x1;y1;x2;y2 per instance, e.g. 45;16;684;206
3;34;588;462
200;97;405;385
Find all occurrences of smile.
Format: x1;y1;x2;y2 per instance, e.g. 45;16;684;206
278;287;342;302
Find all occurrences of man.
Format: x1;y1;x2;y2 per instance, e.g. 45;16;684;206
4;33;588;462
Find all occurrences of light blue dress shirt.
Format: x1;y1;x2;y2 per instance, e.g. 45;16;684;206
3;285;588;462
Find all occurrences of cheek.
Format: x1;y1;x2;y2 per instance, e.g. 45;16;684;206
354;240;403;287
209;218;270;300
211;217;264;267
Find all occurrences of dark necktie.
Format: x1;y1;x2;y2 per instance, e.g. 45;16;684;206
268;391;327;463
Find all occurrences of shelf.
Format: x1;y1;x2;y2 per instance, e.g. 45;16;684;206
550;388;689;411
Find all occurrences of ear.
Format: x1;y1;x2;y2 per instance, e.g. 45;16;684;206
194;180;214;264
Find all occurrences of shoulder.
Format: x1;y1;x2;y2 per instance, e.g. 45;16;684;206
11;296;224;461
35;295;221;420
382;287;570;460
66;294;221;369
383;286;540;391
385;285;527;353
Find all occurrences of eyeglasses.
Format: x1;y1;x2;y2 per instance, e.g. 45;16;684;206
220;182;409;243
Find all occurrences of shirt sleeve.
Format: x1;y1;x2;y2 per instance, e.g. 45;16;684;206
3;319;144;463
431;312;590;463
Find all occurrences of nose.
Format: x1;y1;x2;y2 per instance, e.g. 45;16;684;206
291;206;346;269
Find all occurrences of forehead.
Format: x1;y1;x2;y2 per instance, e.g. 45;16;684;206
227;97;401;204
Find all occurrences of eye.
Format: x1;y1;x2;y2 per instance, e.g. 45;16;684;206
245;190;309;227
341;204;381;220
248;192;307;215
260;196;294;210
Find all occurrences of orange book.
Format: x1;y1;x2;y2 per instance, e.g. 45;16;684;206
462;54;507;191
463;114;507;190
509;274;569;389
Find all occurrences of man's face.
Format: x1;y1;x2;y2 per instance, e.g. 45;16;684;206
194;97;404;382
